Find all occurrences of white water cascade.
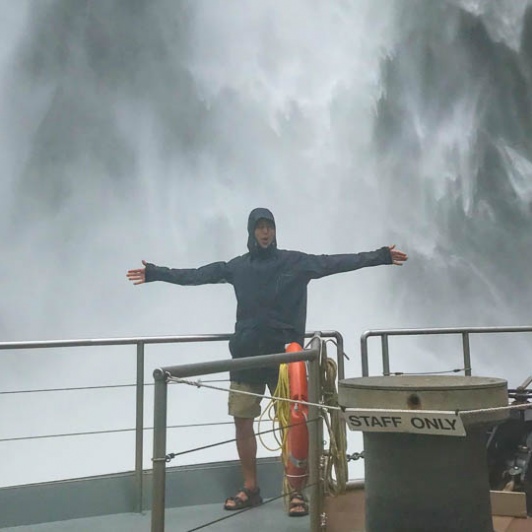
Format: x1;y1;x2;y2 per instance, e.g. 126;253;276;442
1;0;532;487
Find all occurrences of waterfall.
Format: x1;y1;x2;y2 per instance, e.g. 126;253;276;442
1;0;531;486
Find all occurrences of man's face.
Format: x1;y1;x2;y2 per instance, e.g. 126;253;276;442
254;219;276;248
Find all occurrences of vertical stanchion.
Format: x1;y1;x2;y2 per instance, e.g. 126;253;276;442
462;333;472;376
151;369;168;532
381;334;390;376
361;334;369;377
334;332;348;489
135;342;145;513
334;332;345;381
308;337;322;531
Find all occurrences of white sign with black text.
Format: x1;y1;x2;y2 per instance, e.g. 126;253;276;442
343;408;466;437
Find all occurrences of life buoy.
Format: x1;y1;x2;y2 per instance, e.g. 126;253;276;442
284;342;309;491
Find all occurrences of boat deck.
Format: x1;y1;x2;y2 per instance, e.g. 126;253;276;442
4;488;532;532
493;517;532;532
2;499;308;532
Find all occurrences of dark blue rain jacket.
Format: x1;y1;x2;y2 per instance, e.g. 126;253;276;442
145;208;392;383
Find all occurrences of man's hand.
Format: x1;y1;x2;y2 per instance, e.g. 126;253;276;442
127;260;148;285
389;245;408;266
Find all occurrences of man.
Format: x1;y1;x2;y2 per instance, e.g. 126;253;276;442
126;207;407;516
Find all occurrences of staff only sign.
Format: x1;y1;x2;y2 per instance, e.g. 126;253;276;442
342;408;466;437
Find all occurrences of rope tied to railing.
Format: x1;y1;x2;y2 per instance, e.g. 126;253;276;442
169;375;341;412
458;401;532;416
320;349;348;497
340;401;532;418
168;341;351;500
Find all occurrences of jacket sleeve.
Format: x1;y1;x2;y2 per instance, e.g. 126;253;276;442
301;247;392;280
144;261;232;286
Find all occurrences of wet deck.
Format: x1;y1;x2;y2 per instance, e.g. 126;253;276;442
1;498;308;532
4;488;532;532
324;489;532;532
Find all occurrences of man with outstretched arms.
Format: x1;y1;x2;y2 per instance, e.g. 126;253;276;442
127;207;407;516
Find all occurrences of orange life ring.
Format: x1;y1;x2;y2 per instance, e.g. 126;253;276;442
284;342;309;491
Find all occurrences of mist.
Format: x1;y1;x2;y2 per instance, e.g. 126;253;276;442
1;0;532;487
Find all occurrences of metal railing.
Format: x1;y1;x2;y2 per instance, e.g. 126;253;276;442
0;334;232;512
0;330;345;518
360;325;532;377
151;336;324;532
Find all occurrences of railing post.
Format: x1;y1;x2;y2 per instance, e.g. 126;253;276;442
361;333;370;377
135;342;145;513
334;332;345;381
333;332;348;493
462;333;472;376
151;369;168;532
381;334;390;376
308;337;322;531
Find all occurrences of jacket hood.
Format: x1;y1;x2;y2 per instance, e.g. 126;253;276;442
247;208;277;256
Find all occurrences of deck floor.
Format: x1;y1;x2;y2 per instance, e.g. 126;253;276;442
3;491;532;531
1;498;309;532
323;489;532;532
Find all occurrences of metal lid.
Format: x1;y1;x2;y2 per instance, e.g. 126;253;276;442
340;375;506;391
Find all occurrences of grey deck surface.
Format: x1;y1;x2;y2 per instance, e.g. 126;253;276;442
3;498;309;532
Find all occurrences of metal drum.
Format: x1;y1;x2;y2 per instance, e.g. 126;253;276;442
339;375;508;532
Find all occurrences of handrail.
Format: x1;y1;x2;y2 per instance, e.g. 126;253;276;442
360;325;532;377
150;336;323;532
0;334;234;350
0;330;345;517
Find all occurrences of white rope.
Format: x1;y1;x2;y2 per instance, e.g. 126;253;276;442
168;375;341;412
169;376;532;417
343;401;532;417
460;402;532;415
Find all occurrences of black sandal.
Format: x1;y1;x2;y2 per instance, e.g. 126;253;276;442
288;492;308;517
224;487;262;511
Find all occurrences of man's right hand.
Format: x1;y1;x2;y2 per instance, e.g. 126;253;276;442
127;260;148;285
388;245;408;266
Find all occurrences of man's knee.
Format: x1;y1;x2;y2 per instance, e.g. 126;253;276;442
234;416;255;436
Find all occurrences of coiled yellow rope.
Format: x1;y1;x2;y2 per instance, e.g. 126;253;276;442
258;344;348;500
320;354;348;496
256;363;293;509
257;363;290;453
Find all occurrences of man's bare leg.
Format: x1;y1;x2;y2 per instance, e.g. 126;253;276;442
224;416;258;508
235;417;257;489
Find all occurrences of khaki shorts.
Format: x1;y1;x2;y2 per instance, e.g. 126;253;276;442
228;379;279;419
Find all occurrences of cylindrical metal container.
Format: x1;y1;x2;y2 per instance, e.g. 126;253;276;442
339;376;508;532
